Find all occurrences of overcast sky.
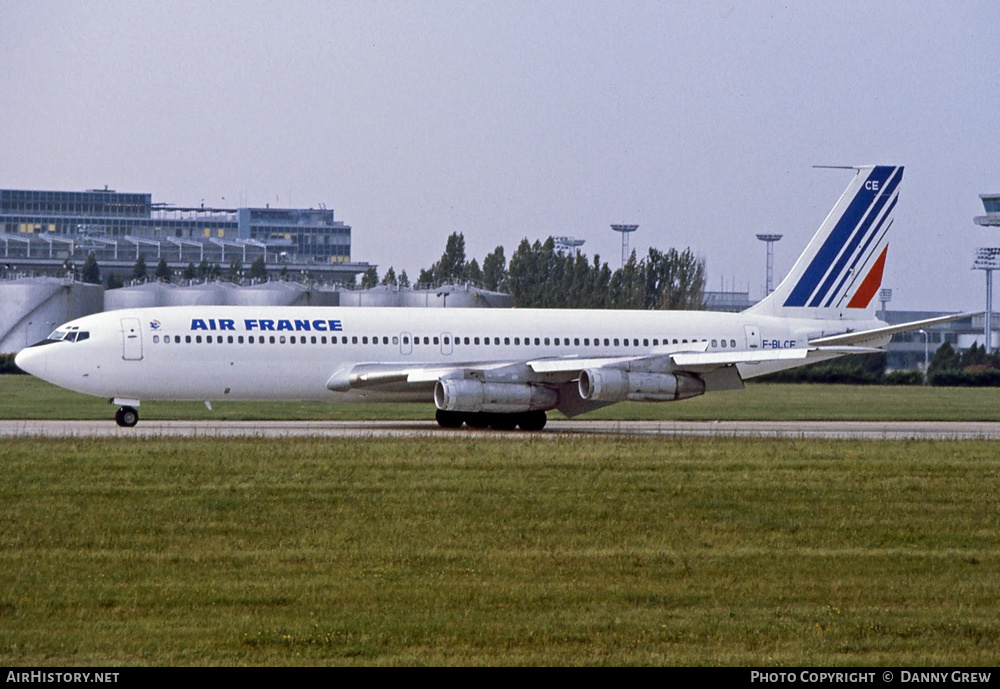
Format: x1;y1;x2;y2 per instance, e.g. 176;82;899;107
2;0;998;311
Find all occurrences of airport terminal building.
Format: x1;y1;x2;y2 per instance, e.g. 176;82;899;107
0;187;369;281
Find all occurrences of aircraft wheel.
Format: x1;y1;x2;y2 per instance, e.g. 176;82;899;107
488;414;519;431
464;413;491;429
435;409;465;428
115;406;139;428
517;410;547;432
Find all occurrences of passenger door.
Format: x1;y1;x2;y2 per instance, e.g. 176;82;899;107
121;318;143;361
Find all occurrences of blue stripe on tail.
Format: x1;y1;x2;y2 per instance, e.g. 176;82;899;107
783;166;899;308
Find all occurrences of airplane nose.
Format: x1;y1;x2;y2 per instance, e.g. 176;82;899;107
14;346;46;377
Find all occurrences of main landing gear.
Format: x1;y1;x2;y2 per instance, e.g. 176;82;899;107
435;409;547;431
114;406;139;428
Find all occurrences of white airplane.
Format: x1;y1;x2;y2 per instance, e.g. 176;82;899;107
15;165;970;430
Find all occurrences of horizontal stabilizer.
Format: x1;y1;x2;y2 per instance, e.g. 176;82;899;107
808;312;980;347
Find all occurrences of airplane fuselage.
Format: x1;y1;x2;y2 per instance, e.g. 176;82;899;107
15;305;887;404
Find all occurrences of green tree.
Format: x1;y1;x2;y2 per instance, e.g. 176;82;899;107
928;341;960;374
131;254;147;282
360;266;379;289
182;262;197;281
248;256;268;282
463;258;482;284
106;272;124;289
482;246;506;291
226;259;243;281
381;266;398;287
154;258;171;283
81;252;101;285
398;270;410;288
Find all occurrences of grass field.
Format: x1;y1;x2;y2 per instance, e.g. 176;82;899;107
1;435;998;666
5;374;1000;422
2;376;999;666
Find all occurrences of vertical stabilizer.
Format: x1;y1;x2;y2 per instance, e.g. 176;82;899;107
746;165;902;320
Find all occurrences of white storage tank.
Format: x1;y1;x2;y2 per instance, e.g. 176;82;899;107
0;277;104;353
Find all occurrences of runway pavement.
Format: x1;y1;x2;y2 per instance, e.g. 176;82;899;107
3;419;1000;440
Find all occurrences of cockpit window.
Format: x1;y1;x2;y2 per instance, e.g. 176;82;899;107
45;328;89;343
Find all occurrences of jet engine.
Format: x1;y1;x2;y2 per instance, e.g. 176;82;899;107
578;368;706;403
434;379;559;413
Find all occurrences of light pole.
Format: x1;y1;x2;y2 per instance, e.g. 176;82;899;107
918;329;929;380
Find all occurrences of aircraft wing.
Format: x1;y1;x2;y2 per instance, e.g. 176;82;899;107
808;312;979;347
327;345;879;395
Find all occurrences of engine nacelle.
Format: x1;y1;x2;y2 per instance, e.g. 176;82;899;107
578;368;706;403
434;379;559;413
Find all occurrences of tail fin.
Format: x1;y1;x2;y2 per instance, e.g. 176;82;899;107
746;165;903;320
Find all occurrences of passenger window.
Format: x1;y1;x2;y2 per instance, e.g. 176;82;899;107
613;338;619;346
464;337;470;345
291;336;297;344
186;335;192;343
643;339;648;347
544;338;550;346
514;337;520;345
402;336;408;345
153;335;160;343
269;336;276;344
712;339;717;347
423;336;430;345
731;339;737;348
196;336;202;344
352;336;358;344
392;336;398;345
433;336;439;345
280;336;286;344
504;337;510;345
362;336;368;344
312;336;317;344
228;336;234;344
721;340;727;348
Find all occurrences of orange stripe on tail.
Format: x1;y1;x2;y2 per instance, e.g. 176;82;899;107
847;246;888;309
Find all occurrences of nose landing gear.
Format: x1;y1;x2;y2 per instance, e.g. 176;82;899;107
114;406;139;428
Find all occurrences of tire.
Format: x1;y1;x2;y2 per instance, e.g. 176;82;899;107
435;409;465;428
488;414;519;431
516;410;547;431
116;406;139;428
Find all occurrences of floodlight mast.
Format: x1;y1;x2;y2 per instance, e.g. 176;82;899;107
610;224;638;266
973;248;1000;354
878;288;892;321
755;234;783;295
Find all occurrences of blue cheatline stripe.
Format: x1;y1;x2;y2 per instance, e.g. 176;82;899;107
783;166;898;308
824;196;897;308
811;171;902;307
